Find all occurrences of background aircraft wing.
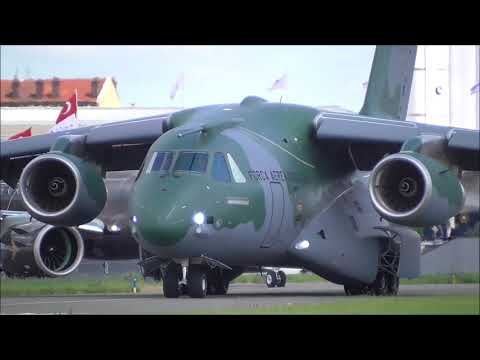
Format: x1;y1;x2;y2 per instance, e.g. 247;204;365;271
314;112;480;171
1;114;172;187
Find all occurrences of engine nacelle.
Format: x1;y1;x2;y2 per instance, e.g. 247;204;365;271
1;223;84;278
19;152;107;226
369;152;465;227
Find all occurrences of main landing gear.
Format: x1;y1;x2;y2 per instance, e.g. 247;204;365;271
344;269;399;296
264;269;287;288
344;228;401;296
162;262;230;299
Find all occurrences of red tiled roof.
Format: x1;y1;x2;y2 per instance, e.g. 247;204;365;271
0;78;106;106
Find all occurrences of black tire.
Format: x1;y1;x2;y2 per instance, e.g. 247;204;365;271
277;271;287;287
215;279;229;295
373;271;388;296
265;270;277;288
188;265;208;298
344;284;364;295
344;285;352;295
387;273;399;296
163;264;181;298
206;270;229;295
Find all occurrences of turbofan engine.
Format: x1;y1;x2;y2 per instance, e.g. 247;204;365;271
1;221;84;278
369;152;465;227
19;153;107;226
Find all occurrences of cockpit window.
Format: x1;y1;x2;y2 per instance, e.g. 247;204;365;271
174;152;209;173
226;153;246;183
146;151;173;174
212;153;231;183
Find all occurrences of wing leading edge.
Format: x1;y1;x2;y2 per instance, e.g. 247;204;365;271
1;114;172;187
314;112;480;171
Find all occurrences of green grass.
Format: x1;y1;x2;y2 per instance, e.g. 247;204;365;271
400;273;480;285
0;273;145;297
202;295;480;315
233;273;326;284
1;272;478;297
233;273;479;285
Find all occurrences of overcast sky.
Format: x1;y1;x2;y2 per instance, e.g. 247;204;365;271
1;45;375;111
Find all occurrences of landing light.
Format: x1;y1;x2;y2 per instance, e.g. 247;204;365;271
109;224;121;232
132;216;138;224
295;240;310;250
193;212;205;225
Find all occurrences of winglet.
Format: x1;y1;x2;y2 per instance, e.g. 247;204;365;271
360;46;417;121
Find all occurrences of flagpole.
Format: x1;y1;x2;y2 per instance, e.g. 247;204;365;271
182;73;185;109
75;88;79;123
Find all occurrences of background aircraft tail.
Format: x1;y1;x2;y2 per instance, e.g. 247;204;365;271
359;45;417;121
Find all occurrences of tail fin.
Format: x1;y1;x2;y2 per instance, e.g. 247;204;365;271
359;45;417;121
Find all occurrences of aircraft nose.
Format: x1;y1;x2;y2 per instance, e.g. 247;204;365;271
130;190;193;247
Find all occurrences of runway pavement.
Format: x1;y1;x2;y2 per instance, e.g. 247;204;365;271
1;282;479;315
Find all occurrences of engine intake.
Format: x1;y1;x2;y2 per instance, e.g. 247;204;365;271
369;152;465;227
19;153;107;226
1;222;84;278
34;225;84;277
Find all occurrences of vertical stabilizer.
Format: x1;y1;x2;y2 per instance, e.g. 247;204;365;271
360;46;417;121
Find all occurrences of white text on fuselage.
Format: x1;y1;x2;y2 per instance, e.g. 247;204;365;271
248;170;287;182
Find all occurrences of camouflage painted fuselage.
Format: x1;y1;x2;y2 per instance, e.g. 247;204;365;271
129;98;391;285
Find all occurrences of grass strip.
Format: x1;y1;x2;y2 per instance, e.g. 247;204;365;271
233;273;479;285
0;275;145;297
201;295;480;315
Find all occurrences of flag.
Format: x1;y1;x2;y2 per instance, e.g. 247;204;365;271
269;74;288;92
50;91;79;133
170;73;184;100
8;127;32;141
471;82;480;95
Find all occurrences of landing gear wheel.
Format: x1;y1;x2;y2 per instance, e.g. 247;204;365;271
187;265;208;298
277;271;287;287
265;270;278;288
163;264;181;298
207;278;229;295
206;269;229;295
387;274;399;296
215;280;229;295
373;271;388;296
344;285;364;295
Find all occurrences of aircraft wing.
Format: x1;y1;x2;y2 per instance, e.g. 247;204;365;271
1;114;172;187
314;112;480;171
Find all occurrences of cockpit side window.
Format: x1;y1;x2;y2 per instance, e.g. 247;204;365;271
146;151;173;174
212;153;231;183
226;153;246;183
174;152;209;173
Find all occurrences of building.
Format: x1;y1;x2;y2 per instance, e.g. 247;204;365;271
0;76;180;138
0;77;121;108
407;45;480;130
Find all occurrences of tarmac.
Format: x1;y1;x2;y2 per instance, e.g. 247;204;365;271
1;282;478;315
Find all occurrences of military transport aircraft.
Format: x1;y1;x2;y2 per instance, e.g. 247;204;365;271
1;46;479;298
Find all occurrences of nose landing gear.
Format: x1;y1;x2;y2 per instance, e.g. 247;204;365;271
264;269;287;288
187;265;208;298
161;259;232;298
162;262;182;298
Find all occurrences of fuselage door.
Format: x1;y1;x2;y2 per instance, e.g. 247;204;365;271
261;181;285;248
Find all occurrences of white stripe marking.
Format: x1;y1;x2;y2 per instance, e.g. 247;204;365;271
239;127;315;169
227;198;250;206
